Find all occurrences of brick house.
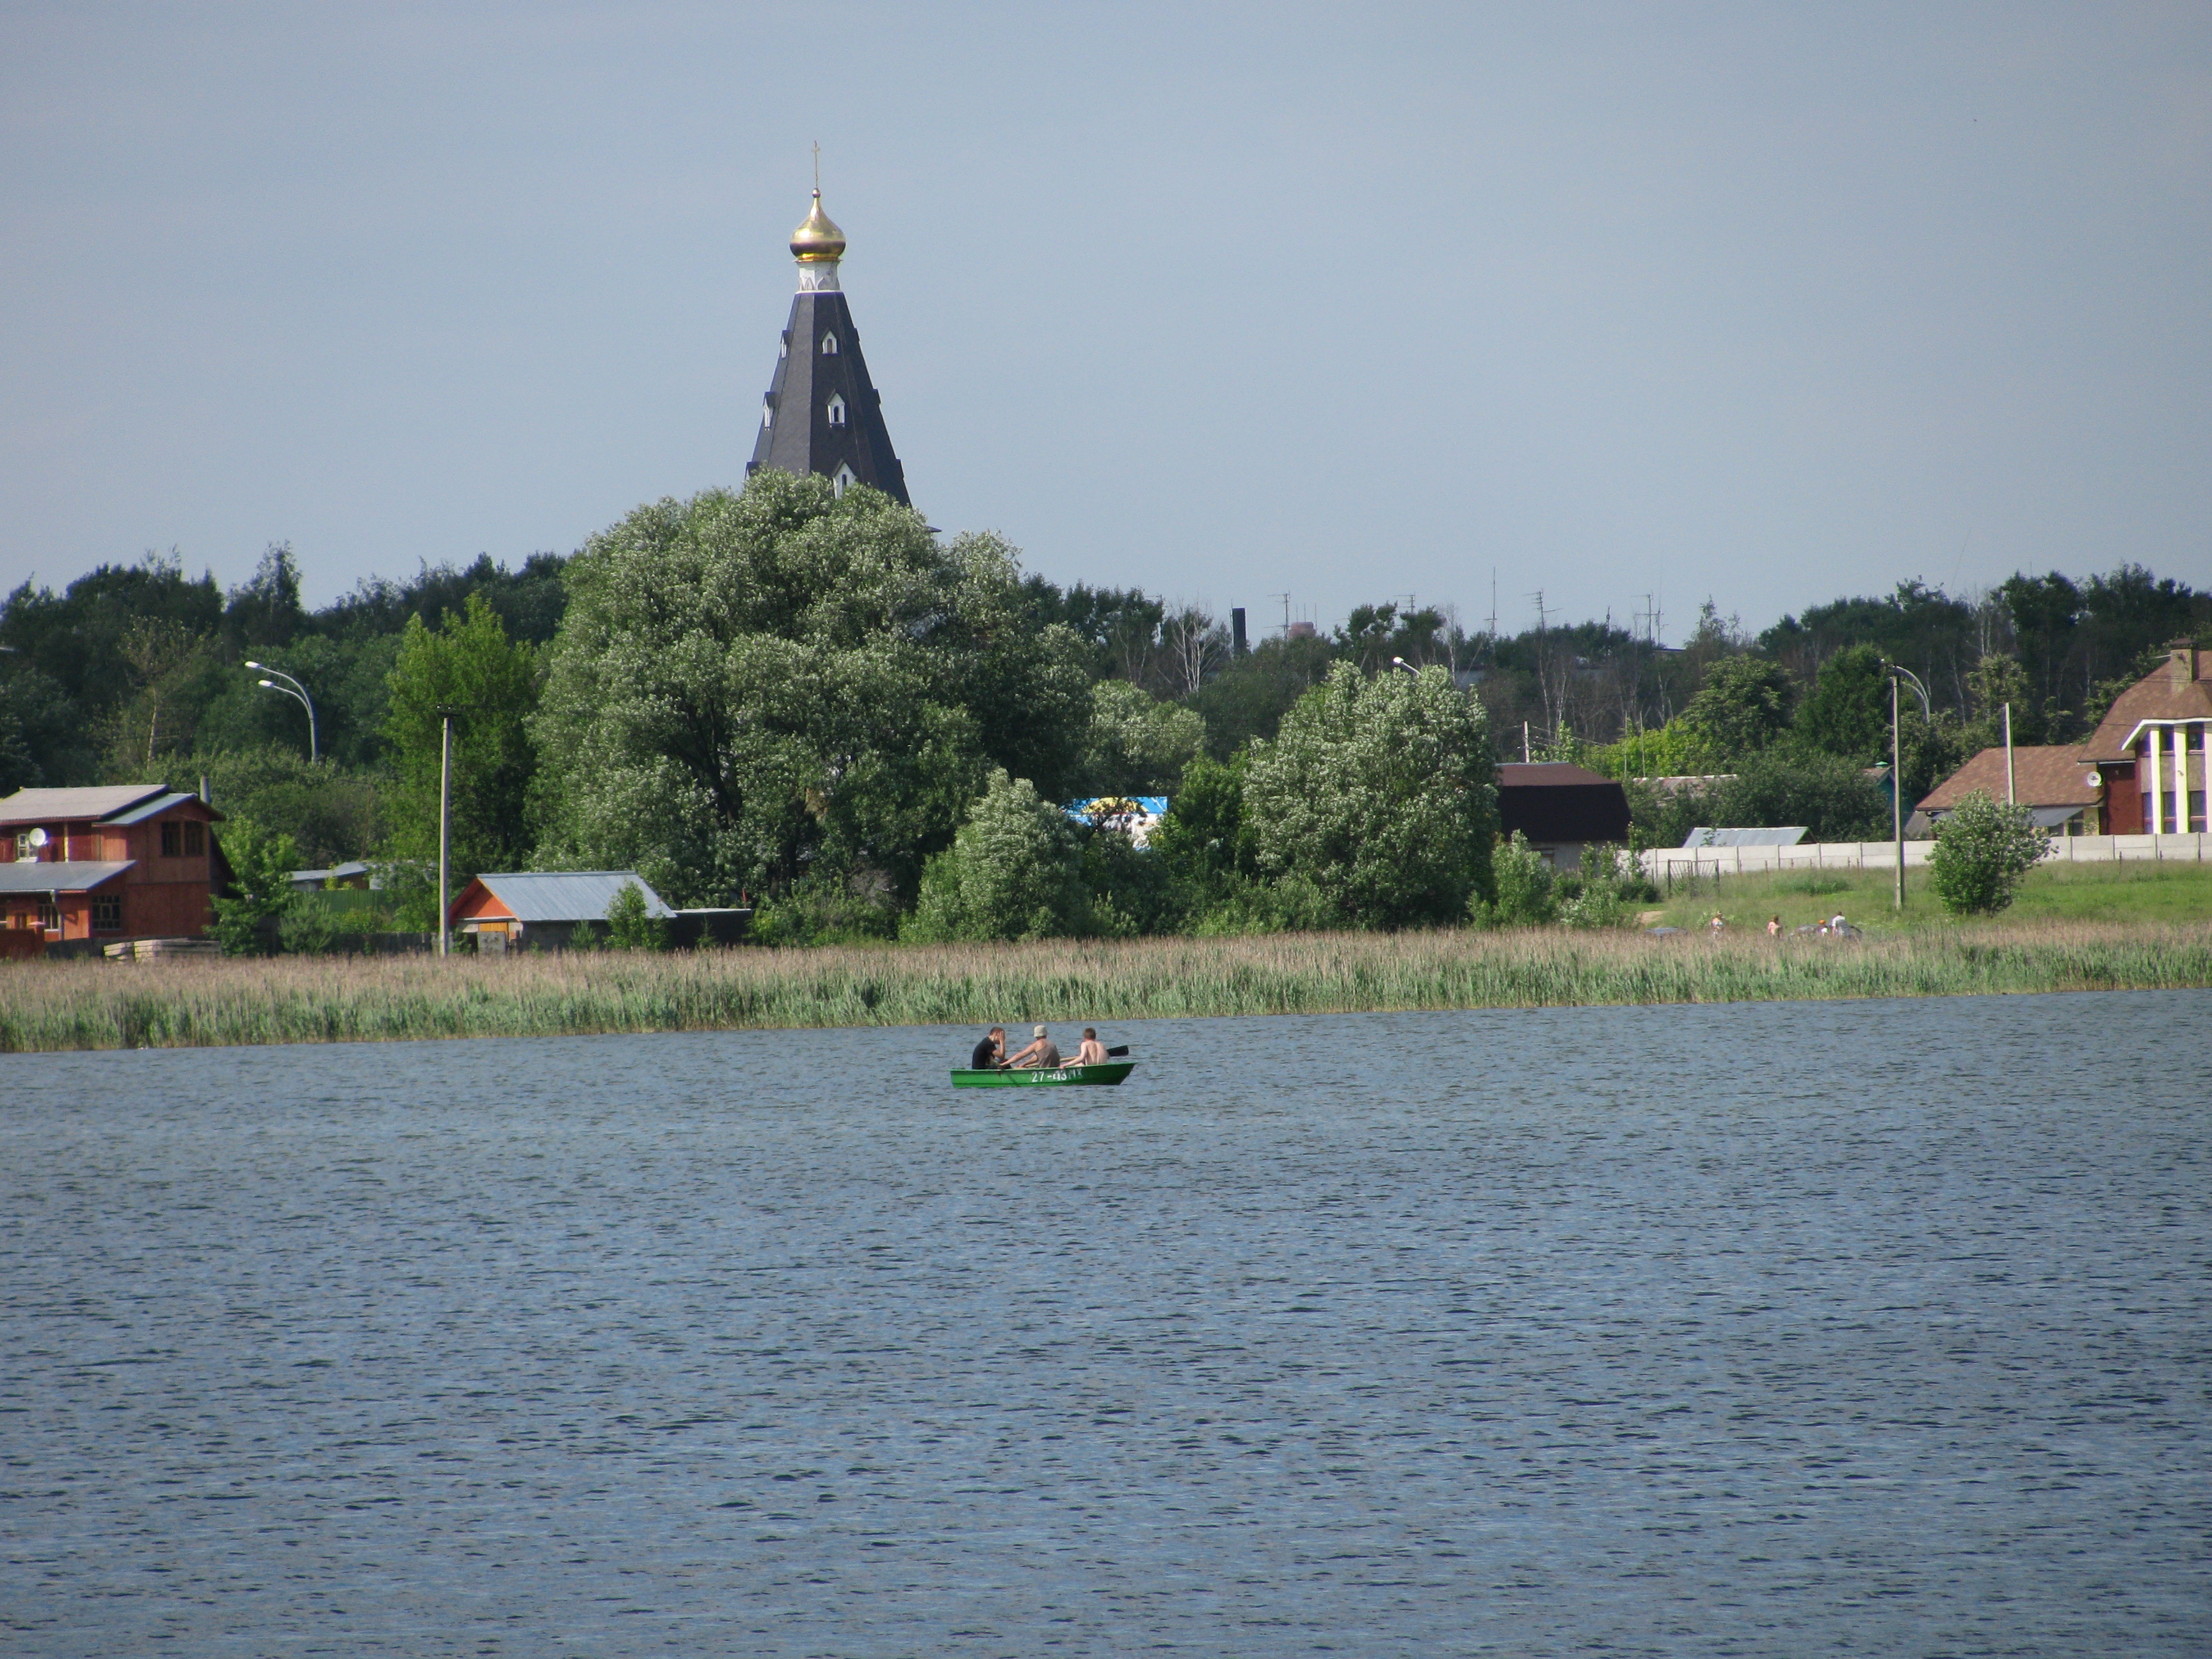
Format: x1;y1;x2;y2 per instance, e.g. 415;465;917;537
0;785;227;955
1917;640;2212;835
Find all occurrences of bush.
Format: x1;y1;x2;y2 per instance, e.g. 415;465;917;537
904;770;1091;942
1471;831;1556;927
605;881;671;950
1927;791;2052;915
749;870;901;947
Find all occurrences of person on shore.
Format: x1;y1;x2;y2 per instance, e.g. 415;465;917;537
1006;1025;1062;1069
1070;1027;1107;1066
1767;915;1782;938
1708;913;1727;934
970;1026;1007;1070
1831;911;1848;933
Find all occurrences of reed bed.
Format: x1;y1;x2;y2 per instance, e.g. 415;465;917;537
3;922;2209;1052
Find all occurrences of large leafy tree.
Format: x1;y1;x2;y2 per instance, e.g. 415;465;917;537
1677;655;1797;765
382;594;539;878
531;471;1091;906
1242;661;1497;929
1793;643;1891;764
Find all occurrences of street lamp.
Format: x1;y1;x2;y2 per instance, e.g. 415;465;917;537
246;661;317;762
1883;662;1932;912
1389;656;1419;677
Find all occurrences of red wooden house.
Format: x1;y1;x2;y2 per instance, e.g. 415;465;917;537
0;785;227;956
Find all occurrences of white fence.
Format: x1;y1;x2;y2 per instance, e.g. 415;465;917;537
1640;833;2212;882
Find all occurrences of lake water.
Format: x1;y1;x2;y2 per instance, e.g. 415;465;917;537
3;992;2206;1656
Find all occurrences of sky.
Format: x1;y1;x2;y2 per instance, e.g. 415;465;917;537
3;1;2208;641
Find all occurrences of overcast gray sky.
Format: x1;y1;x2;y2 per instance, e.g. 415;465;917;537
3;1;2208;639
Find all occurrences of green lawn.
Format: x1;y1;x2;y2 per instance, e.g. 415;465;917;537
1643;853;2212;934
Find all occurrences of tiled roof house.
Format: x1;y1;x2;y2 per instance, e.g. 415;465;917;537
1918;639;2211;835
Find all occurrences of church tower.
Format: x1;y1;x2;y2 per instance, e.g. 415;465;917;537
746;189;910;506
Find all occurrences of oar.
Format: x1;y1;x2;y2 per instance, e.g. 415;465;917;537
1105;1045;1129;1057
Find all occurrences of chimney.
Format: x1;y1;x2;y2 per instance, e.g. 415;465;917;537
1230;607;1247;657
2170;639;2199;690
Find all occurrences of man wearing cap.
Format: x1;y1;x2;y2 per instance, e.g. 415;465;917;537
1004;1024;1062;1070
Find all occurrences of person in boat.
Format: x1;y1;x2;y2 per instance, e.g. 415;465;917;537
970;1026;1007;1070
1004;1024;1062;1070
1070;1027;1108;1066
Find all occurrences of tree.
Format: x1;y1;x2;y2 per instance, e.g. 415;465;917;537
1242;661;1497;929
169;746;382;869
1677;656;1796;764
1077;680;1205;797
381;594;539;881
904;770;1090;941
1793;643;1891;764
206;817;299;954
531;471;1091;906
223;541;306;650
1710;748;1889;843
604;881;671;950
1927;791;2051;915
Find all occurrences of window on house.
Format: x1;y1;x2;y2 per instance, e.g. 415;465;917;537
832;463;856;496
37;899;60;933
184;821;205;857
162;821;182;857
821;332;838;355
92;894;123;932
826;394;847;426
762;403;774;429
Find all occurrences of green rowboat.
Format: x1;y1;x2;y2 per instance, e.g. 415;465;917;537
950;1062;1136;1087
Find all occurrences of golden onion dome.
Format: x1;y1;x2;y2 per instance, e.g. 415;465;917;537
790;190;846;262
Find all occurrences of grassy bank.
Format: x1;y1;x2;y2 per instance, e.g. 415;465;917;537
1646;855;2212;933
3;922;2209;1052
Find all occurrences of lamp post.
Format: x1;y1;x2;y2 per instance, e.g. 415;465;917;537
1884;662;1932;912
1388;656;1419;677
246;661;317;762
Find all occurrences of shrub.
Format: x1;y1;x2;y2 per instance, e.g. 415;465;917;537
904;770;1091;942
1471;831;1556;927
749;870;901;947
1927;791;2052;915
605;881;671;950
206;817;300;956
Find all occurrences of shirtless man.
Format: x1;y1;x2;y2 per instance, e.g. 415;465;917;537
1070;1027;1108;1066
1005;1024;1062;1070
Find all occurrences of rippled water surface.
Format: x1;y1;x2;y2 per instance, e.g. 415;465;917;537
3;992;2208;1656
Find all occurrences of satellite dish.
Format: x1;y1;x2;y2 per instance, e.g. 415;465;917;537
2083;771;2102;789
26;827;48;849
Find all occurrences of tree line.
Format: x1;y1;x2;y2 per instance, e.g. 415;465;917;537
1;469;2204;940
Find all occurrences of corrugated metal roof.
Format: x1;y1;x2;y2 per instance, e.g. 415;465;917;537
106;790;207;826
0;785;171;825
463;871;673;923
1681;827;1808;848
0;860;136;892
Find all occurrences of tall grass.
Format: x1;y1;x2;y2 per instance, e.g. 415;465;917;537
3;922;2208;1052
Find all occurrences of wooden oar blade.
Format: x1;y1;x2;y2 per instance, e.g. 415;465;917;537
1105;1045;1130;1057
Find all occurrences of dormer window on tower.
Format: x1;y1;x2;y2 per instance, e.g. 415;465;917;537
826;394;847;427
832;463;856;496
821;332;838;355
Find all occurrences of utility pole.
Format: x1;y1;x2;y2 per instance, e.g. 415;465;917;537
1885;664;1932;912
437;708;454;958
2003;703;2016;804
